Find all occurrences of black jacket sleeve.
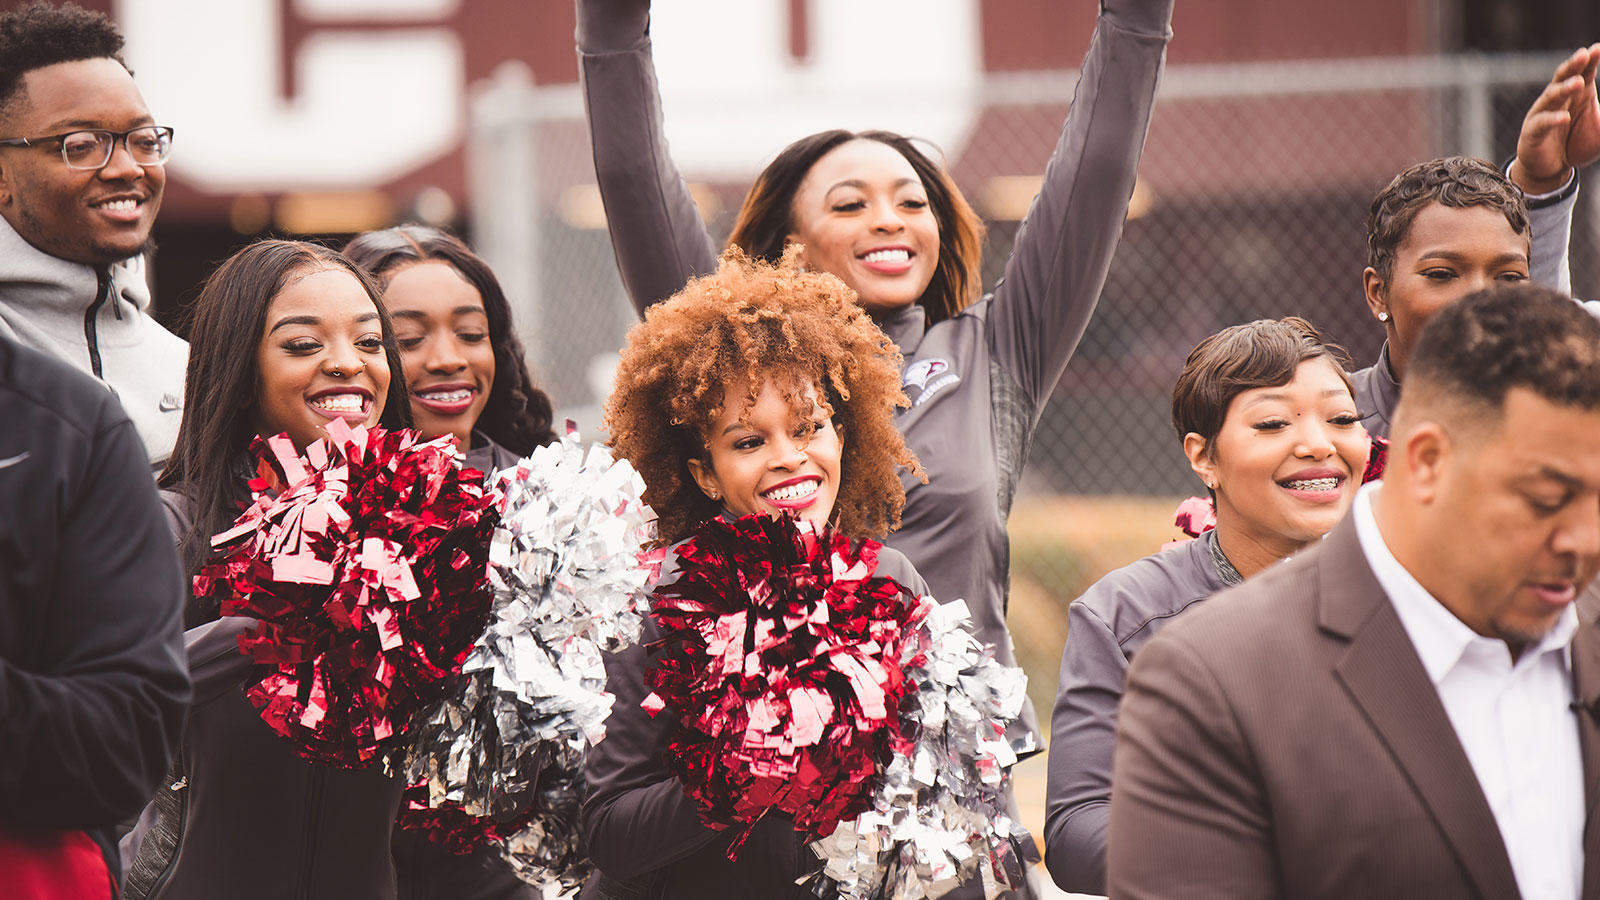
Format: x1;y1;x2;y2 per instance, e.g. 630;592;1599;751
0;412;190;828
580;616;726;881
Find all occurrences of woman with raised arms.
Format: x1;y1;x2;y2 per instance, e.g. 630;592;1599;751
575;0;1175;788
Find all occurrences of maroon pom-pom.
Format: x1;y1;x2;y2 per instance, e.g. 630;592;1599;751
395;783;539;855
1362;434;1388;483
642;514;919;858
193;420;499;768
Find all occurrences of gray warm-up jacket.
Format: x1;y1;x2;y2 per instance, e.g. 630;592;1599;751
1042;531;1236;894
1349;171;1588;440
0;215;186;466
582;537;929;900
577;0;1173;753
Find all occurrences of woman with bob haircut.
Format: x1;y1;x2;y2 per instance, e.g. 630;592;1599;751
1041;317;1372;895
122;240;414;900
584;250;931;899
343;225;557;478
342;227;554;897
576;0;1174;757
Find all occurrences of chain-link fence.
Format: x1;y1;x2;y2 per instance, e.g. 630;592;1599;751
468;52;1600;719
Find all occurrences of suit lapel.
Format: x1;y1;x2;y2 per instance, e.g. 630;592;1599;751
1319;518;1521;900
1573;586;1600;896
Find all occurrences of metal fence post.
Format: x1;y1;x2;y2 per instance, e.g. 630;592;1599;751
469;61;544;372
1455;53;1494;160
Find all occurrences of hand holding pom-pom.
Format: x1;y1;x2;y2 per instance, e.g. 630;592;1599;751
193;420;498;768
811;597;1032;900
399;435;657;891
644;514;921;857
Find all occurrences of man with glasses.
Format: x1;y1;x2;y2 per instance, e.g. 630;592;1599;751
0;1;186;466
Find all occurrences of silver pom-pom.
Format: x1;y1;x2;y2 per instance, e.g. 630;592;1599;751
403;434;656;891
812;597;1032;900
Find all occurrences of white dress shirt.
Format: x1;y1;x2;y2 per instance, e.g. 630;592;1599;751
1353;483;1583;900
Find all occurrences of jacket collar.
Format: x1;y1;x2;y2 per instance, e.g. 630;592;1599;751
1315;515;1523;900
875;304;926;356
462;430;519;478
1354;342;1402;435
0;211;151;316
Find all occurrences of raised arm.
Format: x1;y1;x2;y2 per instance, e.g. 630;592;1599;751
1107;631;1279;900
985;0;1173;411
577;0;720;313
0;415;189;828
1510;44;1598;294
1043;600;1127;894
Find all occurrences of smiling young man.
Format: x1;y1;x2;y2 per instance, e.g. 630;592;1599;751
1109;283;1600;900
0;2;186;465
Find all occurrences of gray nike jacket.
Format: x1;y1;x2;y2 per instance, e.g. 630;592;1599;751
0;215;186;466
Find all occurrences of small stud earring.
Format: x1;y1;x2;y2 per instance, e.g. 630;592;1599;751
708;490;720;500
1377;311;1390;323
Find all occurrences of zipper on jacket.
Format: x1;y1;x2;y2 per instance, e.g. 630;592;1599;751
138;755;189;899
84;268;112;378
295;767;325;899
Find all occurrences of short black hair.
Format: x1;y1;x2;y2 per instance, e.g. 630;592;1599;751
1407;284;1600;416
1171;316;1353;451
0;2;127;117
1366;157;1529;281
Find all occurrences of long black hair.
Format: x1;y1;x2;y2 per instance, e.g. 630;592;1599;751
725;129;986;326
342;226;557;455
160;240;411;620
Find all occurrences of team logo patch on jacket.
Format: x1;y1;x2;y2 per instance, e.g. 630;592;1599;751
902;358;960;408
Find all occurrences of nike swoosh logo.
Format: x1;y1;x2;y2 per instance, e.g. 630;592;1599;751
0;452;29;470
159;393;182;412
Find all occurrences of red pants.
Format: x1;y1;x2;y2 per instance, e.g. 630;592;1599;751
0;824;112;899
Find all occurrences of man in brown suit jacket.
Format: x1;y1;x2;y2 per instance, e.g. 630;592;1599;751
1108;283;1600;900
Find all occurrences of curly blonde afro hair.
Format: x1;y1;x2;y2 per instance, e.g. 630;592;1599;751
605;248;923;545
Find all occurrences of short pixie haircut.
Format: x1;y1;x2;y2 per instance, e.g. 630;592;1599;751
726;129;986;326
605;249;922;544
1406;283;1600;420
0;2;125;116
1366;157;1529;282
1171;317;1354;454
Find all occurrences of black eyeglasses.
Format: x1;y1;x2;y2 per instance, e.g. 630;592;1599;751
0;125;174;170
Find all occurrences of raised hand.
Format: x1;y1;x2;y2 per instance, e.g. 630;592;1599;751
574;0;651;52
1511;44;1600;195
